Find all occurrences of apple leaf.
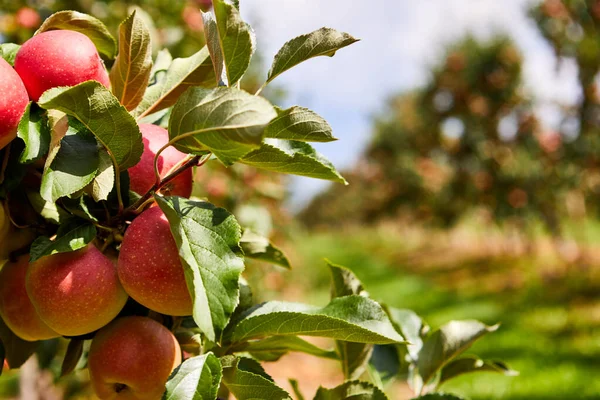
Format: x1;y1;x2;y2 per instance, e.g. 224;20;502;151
110;10;153;111
17;103;51;164
220;355;292;400
29;218;97;262
39;120;100;203
226;295;405;345
240;139;347;184
265;106;337;142
234;336;338;362
0;318;38;369
240;229;291;269
156;196;245;343
266;27;359;85
202;11;226;85
439;356;518;385
416;320;499;388
328;262;373;380
0;43;20;65
313;380;388;400
204;0;255;86
60;339;84;377
164;353;222;400
410;395;467;400
168;86;276;165
385;307;427;362
90;150;115;202
36;11;117;59
38;81;143;170
134;47;215;120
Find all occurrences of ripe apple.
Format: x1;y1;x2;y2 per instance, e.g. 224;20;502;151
0;255;59;341
0;57;29;150
26;244;128;336
88;316;182;400
15;7;41;29
128;124;193;198
14;30;110;101
118;207;193;316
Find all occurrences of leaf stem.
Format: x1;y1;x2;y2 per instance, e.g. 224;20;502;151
115;168;124;214
254;82;267;96
126;153;210;215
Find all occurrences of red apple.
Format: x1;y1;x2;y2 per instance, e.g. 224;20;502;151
16;7;41;29
88;316;181;400
0;58;28;150
14;30;109;101
0;255;59;341
26;244;128;336
118;207;193;316
128;124;193;198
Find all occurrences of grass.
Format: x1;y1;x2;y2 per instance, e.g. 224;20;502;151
271;224;600;400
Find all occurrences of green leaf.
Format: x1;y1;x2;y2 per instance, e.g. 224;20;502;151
266;27;359;85
439;356;518;385
240;229;291;269
35;11;117;59
0;318;38;369
328;261;371;380
265;106;336;142
134;47;215;120
168;87;277;165
90;150;115;202
227;295;404;345
156;196;245;343
17;103;51;164
328;260;366;298
386;307;426;362
235;336;338;362
164;353;222;400
38;81;143;170
417;320;499;387
26;191;69;224
39;120;100;203
0;43;20;65
313;380;388;400
29;219;97;262
410;394;466;400
221;355;291;400
202;12;226;85
241;139;347;184
206;0;255;86
60;339;84;377
289;379;305;400
110;11;153;111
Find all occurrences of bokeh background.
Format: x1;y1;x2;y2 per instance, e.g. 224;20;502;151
2;0;600;399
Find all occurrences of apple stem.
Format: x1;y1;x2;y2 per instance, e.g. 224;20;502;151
124;153;210;216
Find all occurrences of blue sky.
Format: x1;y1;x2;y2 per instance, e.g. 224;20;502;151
241;0;581;208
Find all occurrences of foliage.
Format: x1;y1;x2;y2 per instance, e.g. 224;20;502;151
0;2;512;400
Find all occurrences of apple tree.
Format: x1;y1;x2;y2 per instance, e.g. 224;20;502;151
0;2;514;399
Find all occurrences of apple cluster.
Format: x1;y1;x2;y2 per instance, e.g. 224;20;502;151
0;29;195;398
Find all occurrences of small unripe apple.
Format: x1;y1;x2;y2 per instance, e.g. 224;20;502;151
128;124;193;198
88;316;182;400
118;207;193;316
0;255;59;341
14;30;110;101
26;244;128;336
0;58;28;150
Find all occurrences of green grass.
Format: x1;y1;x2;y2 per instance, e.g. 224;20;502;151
278;227;600;400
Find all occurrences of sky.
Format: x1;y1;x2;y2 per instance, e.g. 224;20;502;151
241;0;582;208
